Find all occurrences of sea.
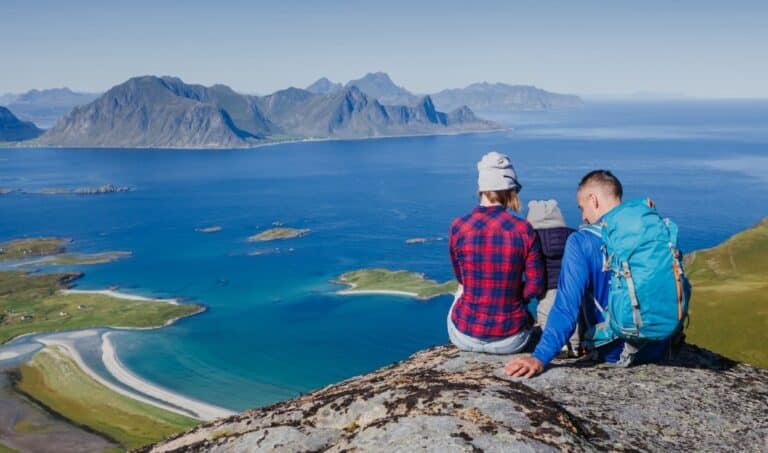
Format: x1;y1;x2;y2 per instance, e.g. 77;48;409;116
1;100;767;410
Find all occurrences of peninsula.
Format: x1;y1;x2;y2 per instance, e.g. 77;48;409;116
0;238;70;261
1;237;129;266
0;237;212;450
334;269;458;299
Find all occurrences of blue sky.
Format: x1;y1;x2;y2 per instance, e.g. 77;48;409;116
3;0;767;97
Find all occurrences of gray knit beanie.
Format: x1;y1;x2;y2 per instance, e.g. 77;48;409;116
526;199;567;229
477;151;521;192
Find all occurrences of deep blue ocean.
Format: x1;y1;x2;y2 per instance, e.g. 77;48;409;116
1;100;767;410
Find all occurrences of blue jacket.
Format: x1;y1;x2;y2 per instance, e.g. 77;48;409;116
532;229;668;365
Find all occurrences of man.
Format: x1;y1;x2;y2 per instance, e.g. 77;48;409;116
505;170;669;378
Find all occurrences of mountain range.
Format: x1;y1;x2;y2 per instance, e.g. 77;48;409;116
4;72;583;148
305;73;583;111
0;88;100;128
0;106;43;142
37;76;497;148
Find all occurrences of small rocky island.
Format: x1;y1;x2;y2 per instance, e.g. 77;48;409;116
405;236;444;244
335;269;458;299
36;184;133;195
195;226;223;233
247;227;311;242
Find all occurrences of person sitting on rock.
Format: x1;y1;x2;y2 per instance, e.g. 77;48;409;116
526;199;580;357
447;151;545;354
505;170;671;377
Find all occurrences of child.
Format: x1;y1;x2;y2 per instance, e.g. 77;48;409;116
526;199;579;356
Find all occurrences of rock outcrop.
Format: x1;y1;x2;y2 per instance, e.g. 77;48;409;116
143;344;767;452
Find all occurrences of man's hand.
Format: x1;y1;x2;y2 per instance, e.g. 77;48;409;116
504;356;545;378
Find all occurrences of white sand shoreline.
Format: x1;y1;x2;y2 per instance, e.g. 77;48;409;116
101;332;234;421
37;332;234;421
59;289;180;305
336;289;421;298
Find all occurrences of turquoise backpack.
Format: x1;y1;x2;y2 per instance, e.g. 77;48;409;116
581;198;691;347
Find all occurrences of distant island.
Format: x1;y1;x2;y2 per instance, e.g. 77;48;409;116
32;74;500;149
0;87;100;128
334;268;458;299
430;82;583;112
0;184;133;196
2;72;587;148
247;227;310;242
37;184;133;195
405;236;444;244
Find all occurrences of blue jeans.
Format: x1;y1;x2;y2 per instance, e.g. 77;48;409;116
447;287;532;354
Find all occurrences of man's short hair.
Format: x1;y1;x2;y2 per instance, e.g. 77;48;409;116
578;170;623;200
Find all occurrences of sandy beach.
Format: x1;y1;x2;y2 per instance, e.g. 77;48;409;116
59;289;180;305
38;332;233;421
336;288;421;298
101;332;233;421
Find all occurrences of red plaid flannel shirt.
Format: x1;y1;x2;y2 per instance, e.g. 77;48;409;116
449;205;545;339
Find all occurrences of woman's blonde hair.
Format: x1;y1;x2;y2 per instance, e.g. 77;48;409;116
480;189;521;212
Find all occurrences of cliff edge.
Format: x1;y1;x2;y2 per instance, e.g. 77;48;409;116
143;344;767;452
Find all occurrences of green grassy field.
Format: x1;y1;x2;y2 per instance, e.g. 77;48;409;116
684;217;768;368
335;269;458;299
15;347;198;450
0;238;70;262
0;271;202;344
0;442;20;453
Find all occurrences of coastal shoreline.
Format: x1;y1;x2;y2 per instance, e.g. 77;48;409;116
58;288;180;305
337;288;421;298
100;332;234;421
4;126;509;151
27;331;234;422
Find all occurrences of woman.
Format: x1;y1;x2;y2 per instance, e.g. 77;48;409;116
448;151;545;354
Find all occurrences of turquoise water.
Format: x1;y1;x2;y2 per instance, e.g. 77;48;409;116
1;101;767;410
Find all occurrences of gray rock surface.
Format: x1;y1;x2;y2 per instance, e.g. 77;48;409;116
143;344;767;452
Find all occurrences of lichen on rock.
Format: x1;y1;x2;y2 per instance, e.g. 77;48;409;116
142;344;768;452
